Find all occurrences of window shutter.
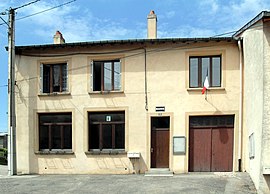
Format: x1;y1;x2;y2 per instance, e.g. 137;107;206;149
90;61;93;91
65;63;69;92
119;60;122;90
40;64;43;93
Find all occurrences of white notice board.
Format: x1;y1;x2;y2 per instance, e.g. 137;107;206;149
173;136;186;155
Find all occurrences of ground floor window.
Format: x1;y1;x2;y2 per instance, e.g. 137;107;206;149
88;111;125;151
39;113;72;151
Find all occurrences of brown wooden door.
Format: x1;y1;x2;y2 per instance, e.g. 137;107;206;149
211;128;234;171
189;128;212;172
151;128;169;168
189;127;234;172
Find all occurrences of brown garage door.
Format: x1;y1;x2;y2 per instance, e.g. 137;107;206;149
189;115;234;172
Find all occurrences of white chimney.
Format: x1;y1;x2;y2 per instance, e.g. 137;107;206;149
147;10;157;39
53;31;65;44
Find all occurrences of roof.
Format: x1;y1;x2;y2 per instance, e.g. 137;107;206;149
14;37;235;54
233;11;270;37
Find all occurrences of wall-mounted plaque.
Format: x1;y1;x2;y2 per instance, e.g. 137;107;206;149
173;136;186;155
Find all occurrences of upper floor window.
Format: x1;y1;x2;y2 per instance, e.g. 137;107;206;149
40;63;68;93
39;113;72;151
189;56;221;88
91;60;121;92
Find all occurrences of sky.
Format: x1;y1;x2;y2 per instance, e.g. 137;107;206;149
0;0;269;132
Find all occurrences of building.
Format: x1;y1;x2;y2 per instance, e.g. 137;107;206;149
234;11;270;194
12;11;242;175
0;132;7;149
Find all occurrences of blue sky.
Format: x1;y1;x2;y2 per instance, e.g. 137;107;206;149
0;0;269;132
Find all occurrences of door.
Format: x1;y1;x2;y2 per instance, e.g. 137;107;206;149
151;117;170;168
211;127;234;171
189;128;212;171
189;115;234;172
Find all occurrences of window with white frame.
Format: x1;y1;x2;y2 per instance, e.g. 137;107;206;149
40;63;68;93
189;56;221;88
91;60;121;91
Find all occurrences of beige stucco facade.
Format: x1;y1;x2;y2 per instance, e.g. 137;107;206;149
14;39;241;175
238;18;270;193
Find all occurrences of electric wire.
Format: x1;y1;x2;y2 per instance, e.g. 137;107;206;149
0;0;41;27
16;21;270;65
0;0;263;41
16;0;77;21
0;0;77;26
0;0;264;90
13;0;41;10
14;40;235;87
0;16;8;26
211;30;238;37
16;42;232;83
13;40;234;99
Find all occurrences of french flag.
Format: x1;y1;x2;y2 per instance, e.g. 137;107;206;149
202;76;209;94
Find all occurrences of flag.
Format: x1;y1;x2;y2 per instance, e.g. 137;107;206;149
202;76;209;94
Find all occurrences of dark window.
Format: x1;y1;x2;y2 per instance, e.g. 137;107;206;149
189;56;221;88
151;117;170;129
41;63;68;93
189;115;234;128
39;113;72;151
92;60;121;91
89;111;125;150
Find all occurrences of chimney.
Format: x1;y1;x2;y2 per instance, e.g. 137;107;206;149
53;31;65;44
147;10;157;39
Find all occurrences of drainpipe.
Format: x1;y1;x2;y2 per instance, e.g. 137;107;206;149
144;48;148;111
238;38;244;172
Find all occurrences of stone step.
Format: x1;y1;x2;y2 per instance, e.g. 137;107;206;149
145;168;173;177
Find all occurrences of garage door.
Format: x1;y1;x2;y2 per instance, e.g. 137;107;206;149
188;115;234;172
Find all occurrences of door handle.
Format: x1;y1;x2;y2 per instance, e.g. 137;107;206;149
151;148;154;153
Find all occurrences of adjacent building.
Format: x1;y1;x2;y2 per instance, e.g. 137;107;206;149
0;132;7;149
234;11;270;194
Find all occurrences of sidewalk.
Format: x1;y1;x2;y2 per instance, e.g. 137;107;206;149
0;164;7;176
0;166;257;194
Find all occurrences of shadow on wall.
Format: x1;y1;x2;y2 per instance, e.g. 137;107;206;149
36;155;76;174
33;153;147;174
86;154;147;174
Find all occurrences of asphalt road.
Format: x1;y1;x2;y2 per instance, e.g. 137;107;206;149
0;165;257;194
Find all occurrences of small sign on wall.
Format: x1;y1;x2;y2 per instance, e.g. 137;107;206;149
155;106;165;112
173;136;186;155
106;115;111;122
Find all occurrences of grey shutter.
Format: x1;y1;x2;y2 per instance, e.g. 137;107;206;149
90;61;93;91
65;63;69;92
119;60;122;90
40;64;43;93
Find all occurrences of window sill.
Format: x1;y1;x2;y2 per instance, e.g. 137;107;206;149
85;150;126;155
38;92;71;96
35;151;74;155
187;87;225;92
88;91;124;95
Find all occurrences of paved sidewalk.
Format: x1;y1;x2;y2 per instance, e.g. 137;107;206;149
0;164;7;176
0;165;256;194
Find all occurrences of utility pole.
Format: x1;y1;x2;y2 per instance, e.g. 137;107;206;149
3;0;75;176
8;7;16;176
